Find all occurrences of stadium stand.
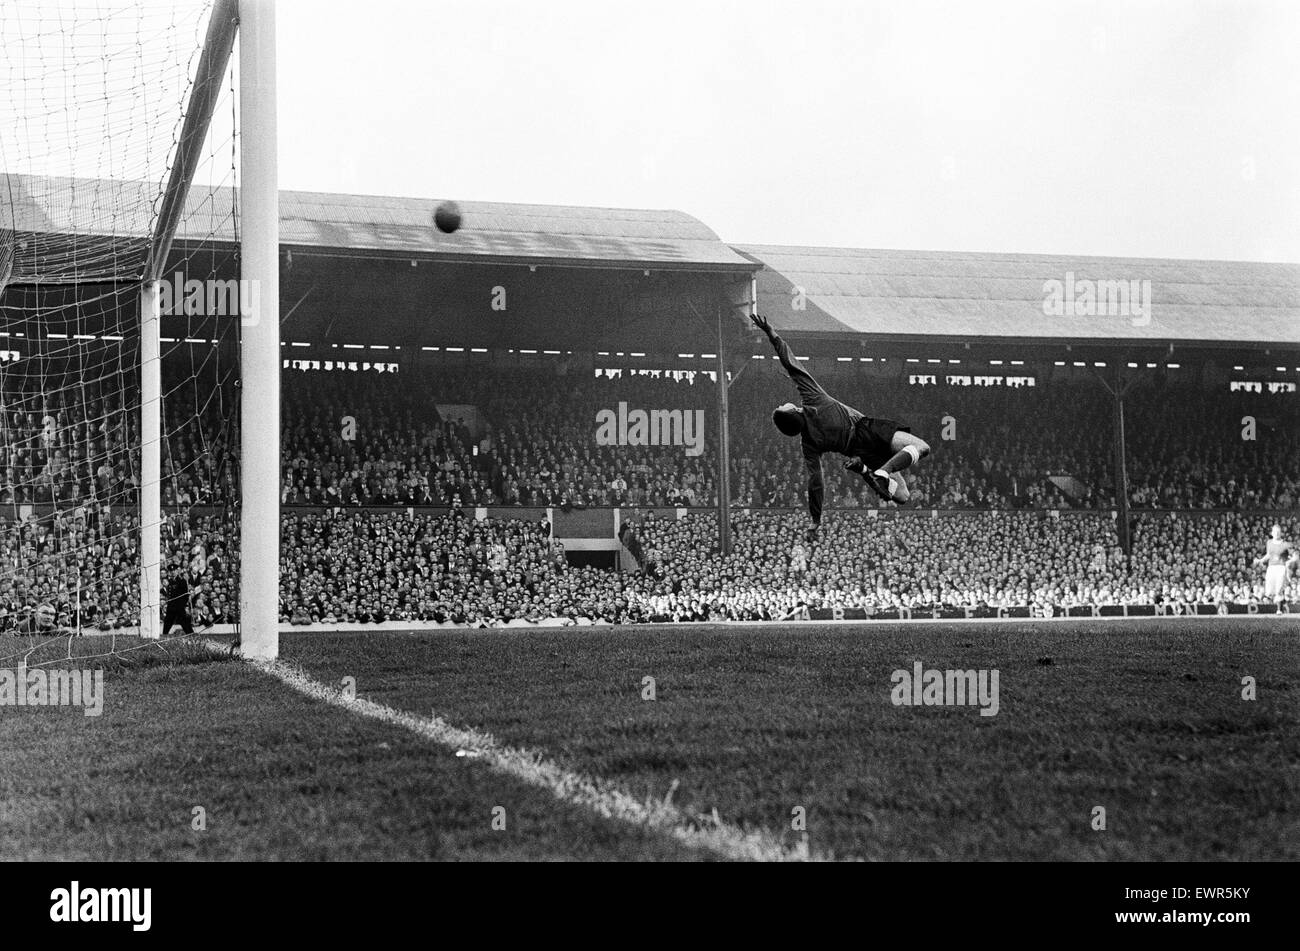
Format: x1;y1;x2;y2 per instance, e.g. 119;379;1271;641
9;506;1295;633
4;362;1296;515
3;360;1297;633
267;367;1300;511
3;174;1298;632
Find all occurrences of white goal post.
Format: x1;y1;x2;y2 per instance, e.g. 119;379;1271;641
237;0;281;660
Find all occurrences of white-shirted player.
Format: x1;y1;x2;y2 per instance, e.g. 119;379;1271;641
1254;524;1294;607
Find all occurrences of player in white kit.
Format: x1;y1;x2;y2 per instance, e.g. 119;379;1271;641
1254;524;1294;607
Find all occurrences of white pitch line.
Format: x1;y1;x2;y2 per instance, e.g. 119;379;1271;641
245;653;804;862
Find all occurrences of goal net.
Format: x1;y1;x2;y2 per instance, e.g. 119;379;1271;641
0;0;242;655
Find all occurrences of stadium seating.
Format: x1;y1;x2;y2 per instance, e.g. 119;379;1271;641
2;362;1297;630
268;367;1299;511
5;362;1295;513
14;506;1297;632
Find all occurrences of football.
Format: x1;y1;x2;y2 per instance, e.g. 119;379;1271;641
434;200;462;234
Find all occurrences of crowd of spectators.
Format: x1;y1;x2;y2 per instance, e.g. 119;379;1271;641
0;373;137;508
619;509;1299;621
0;364;236;511
4;359;1296;515
0;506;140;632
268;364;1298;512
2;358;1297;632
2;506;1295;633
0;508;239;633
277;509;638;625
269;509;1300;625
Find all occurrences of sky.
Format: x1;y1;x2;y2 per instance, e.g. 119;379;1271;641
235;0;1297;262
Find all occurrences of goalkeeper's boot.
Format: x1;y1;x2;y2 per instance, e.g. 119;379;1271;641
846;458;893;503
872;469;911;505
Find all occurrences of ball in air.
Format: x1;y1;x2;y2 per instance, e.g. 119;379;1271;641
434;201;462;234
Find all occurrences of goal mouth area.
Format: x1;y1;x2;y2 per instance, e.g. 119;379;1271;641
1;0;251;655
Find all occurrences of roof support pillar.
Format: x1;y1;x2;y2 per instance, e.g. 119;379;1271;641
715;295;732;557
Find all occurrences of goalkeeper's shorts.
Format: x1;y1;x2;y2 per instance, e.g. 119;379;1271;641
847;417;911;470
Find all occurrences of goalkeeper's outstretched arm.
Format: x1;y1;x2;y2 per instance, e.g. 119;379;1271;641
751;313;825;404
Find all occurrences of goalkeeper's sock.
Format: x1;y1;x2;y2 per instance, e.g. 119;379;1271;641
879;444;923;475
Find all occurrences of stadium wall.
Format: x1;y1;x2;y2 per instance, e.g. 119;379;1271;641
100;601;1291;638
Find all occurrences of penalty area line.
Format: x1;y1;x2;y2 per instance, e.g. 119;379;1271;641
231;648;803;862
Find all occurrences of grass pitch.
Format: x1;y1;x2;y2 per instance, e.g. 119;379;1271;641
0;635;700;861
1;618;1295;860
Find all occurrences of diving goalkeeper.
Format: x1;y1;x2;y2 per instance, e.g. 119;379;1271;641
751;313;931;524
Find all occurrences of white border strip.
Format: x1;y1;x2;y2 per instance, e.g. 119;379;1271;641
76;610;1289;637
243;652;803;862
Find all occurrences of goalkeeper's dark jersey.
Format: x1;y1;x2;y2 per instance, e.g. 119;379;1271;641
764;329;862;525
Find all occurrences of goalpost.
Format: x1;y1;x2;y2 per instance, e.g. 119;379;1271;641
235;0;280;660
